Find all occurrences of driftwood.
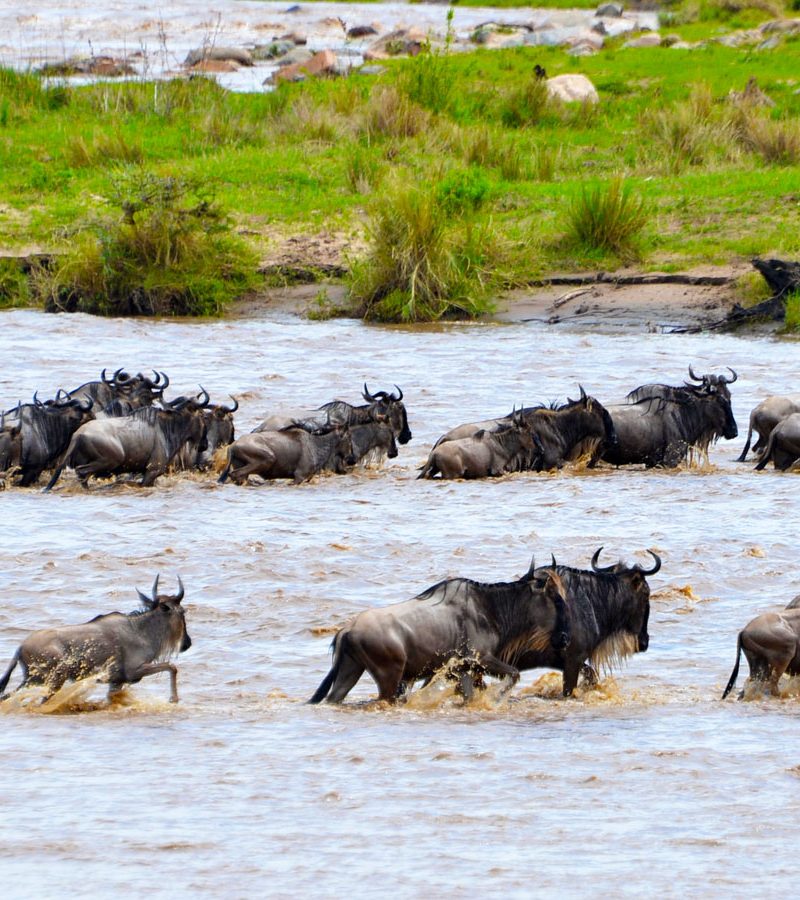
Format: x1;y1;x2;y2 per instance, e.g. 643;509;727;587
718;257;800;330
528;272;733;287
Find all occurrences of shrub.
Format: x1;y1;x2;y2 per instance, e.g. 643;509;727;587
737;114;800;165
398;8;455;115
344;143;382;193
435;167;492;215
463;126;529;181
33;170;258;317
566;178;648;260
348;175;499;322
784;292;800;333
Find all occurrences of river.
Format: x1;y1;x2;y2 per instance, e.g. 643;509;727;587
0;308;798;896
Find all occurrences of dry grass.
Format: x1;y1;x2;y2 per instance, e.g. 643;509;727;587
64;129;144;167
362;85;429;140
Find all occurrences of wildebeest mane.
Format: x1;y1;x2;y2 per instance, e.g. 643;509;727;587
317;400;375;426
20;403;85;466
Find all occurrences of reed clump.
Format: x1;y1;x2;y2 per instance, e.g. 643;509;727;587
566;178;648;261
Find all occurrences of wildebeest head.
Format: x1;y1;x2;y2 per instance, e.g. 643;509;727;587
564;386;618;452
362;383;412;444
136;574;192;653
522;558;570;650
686;366;737;403
591;547;661;652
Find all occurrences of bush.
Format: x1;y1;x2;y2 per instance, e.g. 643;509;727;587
737;114;800;165
435;167;492;215
784;292;800;332
348;175;499;322
363;85;429;140
501;74;550;128
566;178;648;260
33;170;258;317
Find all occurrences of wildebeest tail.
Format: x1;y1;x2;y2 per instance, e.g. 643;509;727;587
417;457;438;479
217;448;232;483
721;632;743;699
0;652;19;696
736;426;753;462
308;632;344;704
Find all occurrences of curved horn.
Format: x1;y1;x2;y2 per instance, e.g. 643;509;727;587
526;554;536;578
723;367;738;384
638;550;662;576
550;553;557;568
151;370;161;385
688;365;702;382
158;372;170;391
197;386;210;407
55;388;70;404
101;368;112;384
222;396;239;413
136;588;154;608
591;546;616;574
579;384;587;401
151;573;160;601
174;575;184;602
362;382;377;402
393;384;403;402
114;367;131;384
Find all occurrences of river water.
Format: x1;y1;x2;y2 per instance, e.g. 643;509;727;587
0;308;798;896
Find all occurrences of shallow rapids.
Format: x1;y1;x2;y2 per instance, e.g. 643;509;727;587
1;308;799;895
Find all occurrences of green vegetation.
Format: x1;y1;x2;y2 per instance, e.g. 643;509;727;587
1;16;800;320
784;292;800;332
32;171;257;316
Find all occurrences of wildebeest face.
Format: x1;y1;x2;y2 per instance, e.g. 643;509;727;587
718;393;738;440
626;572;651;652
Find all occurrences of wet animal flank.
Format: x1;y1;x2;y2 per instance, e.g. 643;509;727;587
0;575;192;703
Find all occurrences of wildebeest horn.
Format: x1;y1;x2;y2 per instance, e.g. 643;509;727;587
114;367;131;384
159;372;169;390
392;384;403;402
221;396;239;413
362;383;377;402
579;384;587;401
136;588;155;609
550;553;557;568
722;367;738;384
525;554;536;578
197;386;210;407
75;397;93;412
591;546;616;574
151;574;160;600
688;365;702;382
101;368;112;384
638;550;662;576
33;391;43;407
151;370;161;385
175;575;184;603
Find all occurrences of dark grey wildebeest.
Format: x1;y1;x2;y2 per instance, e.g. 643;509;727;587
308;566;569;704
44;395;209;490
754;412;800;471
418;416;537;479
0;575;192;703
722;597;800;699
517;548;660;696
218;424;355;484
740;396;800;463
347;420;398;468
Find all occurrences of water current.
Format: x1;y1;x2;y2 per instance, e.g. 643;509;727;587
1;308;798;897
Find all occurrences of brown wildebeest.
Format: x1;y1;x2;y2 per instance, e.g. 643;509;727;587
722;600;800;699
0;575;192;703
753;412;800;471
308;565;569;704
738;393;800;462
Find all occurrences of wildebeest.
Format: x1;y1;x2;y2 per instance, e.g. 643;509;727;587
514;548;661;696
175;397;238;471
418;415;537;479
5;394;95;486
253;384;412;446
603;372;738;468
722;597;800;699
308;565;569;704
739;394;800;462
0;410;22;475
348;420;398;468
66;369;169;414
432;388;616;471
628;366;737;406
753;412;800;471
218;424;356;484
44;394;209;490
0;574;191;703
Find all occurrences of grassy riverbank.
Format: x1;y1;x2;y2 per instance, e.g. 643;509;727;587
2;16;800;319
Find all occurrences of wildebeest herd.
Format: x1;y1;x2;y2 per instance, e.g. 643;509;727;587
1;364;799;708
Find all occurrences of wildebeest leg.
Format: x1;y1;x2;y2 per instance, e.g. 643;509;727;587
580;663;598;686
141;465;166;488
474;654;519;694
326;654;366;704
127;662;180;702
562;657;583;697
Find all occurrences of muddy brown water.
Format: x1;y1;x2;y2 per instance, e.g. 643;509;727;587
1;308;799;896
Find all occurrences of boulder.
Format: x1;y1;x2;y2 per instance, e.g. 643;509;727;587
184;47;253;67
365;27;428;60
348;25;379;39
760;17;800;34
189;59;240;73
275;47;314;68
596;2;624;16
270;49;339;84
546;73;599;104
251;41;295;61
279;31;307;45
623;32;661;48
728;76;775;108
38;56;136;77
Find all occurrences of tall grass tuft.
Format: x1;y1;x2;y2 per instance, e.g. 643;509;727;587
0;258;30;308
566;178;648;260
363;85;428;140
736;113;800;165
463;126;529;181
344;143;382;193
348;174;499;322
33;170;258;317
64;129;144;167
399;8;455;115
501;74;550;128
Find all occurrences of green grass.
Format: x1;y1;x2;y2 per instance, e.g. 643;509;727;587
2;22;800;320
